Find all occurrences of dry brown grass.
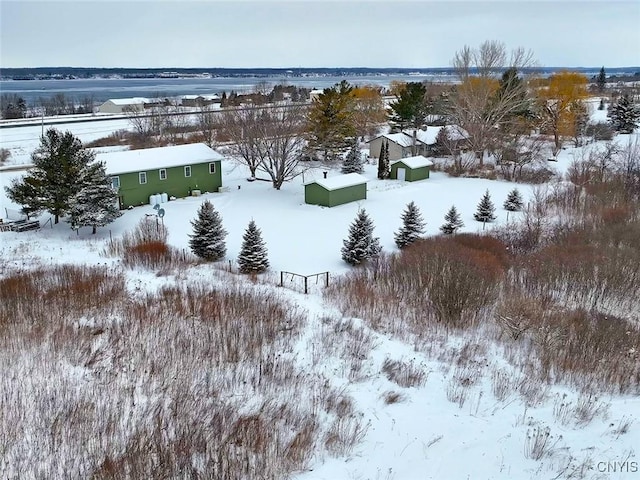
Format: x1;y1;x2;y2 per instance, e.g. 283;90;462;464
0;262;364;479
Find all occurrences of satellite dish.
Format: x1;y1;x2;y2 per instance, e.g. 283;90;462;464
153;203;160;210
157;208;165;218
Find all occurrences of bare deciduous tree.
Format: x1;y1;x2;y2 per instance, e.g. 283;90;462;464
494;133;547;181
254;105;308;190
196;105;220;148
218;107;263;178
220;104;308;189
449;40;537;167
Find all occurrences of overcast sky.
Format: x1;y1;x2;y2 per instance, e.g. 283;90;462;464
1;0;639;68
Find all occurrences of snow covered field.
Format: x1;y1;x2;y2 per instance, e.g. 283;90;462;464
1;108;639;479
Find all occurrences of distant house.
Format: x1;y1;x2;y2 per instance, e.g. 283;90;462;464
181;94;221;107
367;131;428;161
309;89;324;102
98;97;170;114
99;143;223;209
390;156;434;182
304;173;367;207
368;126;469;160
98;97;150;114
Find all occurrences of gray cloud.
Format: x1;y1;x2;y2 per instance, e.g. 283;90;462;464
1;1;639;67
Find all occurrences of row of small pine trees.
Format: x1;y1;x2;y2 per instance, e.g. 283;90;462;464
189;188;524;271
341;188;524;265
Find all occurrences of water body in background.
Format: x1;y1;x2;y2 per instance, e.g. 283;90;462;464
0;74;453;105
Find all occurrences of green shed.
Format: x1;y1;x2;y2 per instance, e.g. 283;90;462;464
390;155;434;182
99;143;223;209
305;173;367;207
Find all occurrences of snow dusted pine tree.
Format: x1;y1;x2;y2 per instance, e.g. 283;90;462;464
439;205;464;234
503;188;524;212
341;208;382;265
377;140;390;179
341;139;364;174
608;94;640;134
67;161;121;234
474;190;497;223
383;141;390;178
394;201;426;248
189;200;227;261
237;220;269;273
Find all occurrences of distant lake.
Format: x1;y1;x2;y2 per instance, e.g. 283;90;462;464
0;74;454;105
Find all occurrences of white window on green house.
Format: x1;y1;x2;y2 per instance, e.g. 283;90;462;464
209;162;216;174
159;169;167;180
184;166;192;177
111;176;120;189
139;172;147;184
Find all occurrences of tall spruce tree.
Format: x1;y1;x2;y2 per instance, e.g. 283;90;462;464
341;208;382;265
440;205;464;234
377;140;390;179
5;128;94;223
596;67;606;93
503;188;524;212
394;201;426;248
384;142;390;178
474;190;497;223
608;94;640;134
189;200;227;261
67;161;121;234
377;140;386;179
237;220;269;273
341;139;364;174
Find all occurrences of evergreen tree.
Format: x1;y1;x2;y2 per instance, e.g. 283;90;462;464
5;128;94;223
596;67;606;93
432;126;451;156
394;201;426;248
307;80;356;161
389;82;429;130
384;142;390;178
341;208;382;265
439;205;464;234
377;141;390;180
67;161;122;234
503;188;524;212
189;200;227;261
237;220;269;273
608;94;640;134
474;190;497;223
377;141;386;179
341;139;364;174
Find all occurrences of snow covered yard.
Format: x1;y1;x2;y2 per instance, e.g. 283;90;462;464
2;160;535;274
1;127;639;479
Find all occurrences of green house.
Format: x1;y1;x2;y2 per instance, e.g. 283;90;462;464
390;155;434;182
99;143;223;209
304;173;367;207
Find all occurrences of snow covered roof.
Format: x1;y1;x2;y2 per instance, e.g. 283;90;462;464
306;173;367;191
181;94;220;100
98;143;224;176
368;132;427;148
391;155;434;169
105;97;150;106
408;126;468;145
